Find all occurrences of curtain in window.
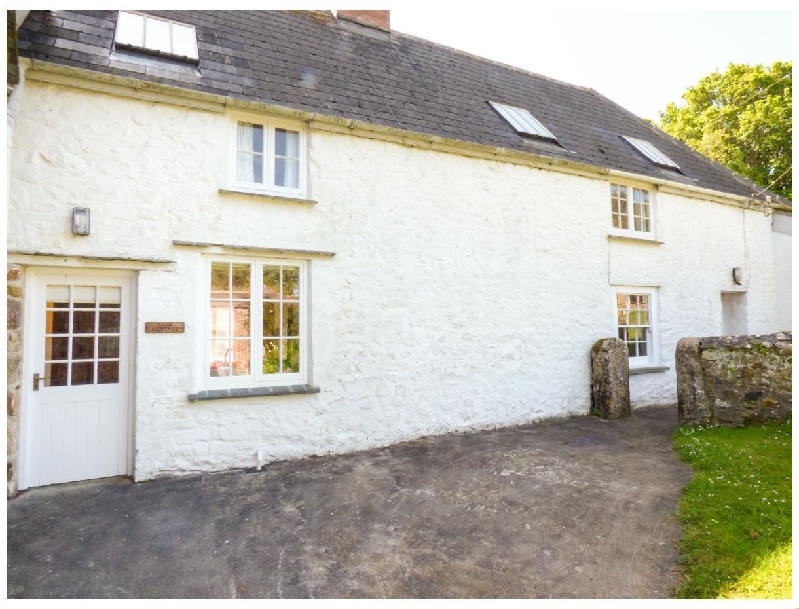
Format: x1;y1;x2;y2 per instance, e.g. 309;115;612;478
237;123;263;184
275;129;300;188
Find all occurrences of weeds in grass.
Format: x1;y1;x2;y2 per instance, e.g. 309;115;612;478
672;421;791;599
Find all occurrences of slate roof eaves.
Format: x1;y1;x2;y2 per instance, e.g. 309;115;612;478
15;9;790;207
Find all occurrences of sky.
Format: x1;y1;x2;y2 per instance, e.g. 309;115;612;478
387;5;793;120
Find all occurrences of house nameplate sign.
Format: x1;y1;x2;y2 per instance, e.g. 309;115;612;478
145;322;185;334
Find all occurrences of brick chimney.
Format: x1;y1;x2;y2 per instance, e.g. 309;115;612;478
336;10;390;32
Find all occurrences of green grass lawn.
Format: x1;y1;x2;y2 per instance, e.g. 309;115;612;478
672;421;792;598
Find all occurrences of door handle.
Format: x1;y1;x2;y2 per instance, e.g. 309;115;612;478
33;372;50;391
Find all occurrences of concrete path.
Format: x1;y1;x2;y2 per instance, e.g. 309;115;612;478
7;405;690;599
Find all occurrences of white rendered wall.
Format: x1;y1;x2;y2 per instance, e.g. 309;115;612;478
8;82;788;479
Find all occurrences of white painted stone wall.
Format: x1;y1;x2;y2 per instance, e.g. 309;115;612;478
8;81;789;480
771;213;792;332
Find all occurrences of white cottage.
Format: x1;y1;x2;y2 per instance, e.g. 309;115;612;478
6;10;791;495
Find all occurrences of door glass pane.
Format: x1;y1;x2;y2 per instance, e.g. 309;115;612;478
99;311;120;333
99;336;120;359
46;336;69;360
45;362;68;387
99;286;121;308
98;361;120;385
73;311;96;334
73;286;96;308
47;311;70;334
72;336;95;360
71;361;94;386
46;286;70;308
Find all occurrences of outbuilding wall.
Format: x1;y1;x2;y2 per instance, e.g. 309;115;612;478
8;81;788;481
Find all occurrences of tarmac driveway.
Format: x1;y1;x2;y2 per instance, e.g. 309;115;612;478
7;404;690;599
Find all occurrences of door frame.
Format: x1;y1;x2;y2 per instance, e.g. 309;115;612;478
19;266;138;490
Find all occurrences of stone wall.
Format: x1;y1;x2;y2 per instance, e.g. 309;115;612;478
676;332;792;427
590;337;630;419
7;265;23;496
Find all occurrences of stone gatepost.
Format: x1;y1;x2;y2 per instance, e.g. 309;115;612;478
7;265;23;497
590;337;630;419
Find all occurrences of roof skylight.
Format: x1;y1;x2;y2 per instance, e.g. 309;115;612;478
622;136;680;170
115;11;198;61
489;102;556;141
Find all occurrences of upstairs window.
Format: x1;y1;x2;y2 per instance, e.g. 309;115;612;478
621;136;679;170
115;11;198;61
489;102;557;141
232;116;307;197
610;183;652;236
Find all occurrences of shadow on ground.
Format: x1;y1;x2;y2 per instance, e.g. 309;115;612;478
7;404;690;599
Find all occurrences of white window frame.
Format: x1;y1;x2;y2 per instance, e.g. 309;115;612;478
114;11;199;61
613;287;660;368
609;181;656;239
203;256;308;389
228;111;308;198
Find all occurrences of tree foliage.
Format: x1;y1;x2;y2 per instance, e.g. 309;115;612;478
658;62;792;200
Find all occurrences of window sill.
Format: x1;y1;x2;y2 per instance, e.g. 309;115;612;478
187;384;320;402
629;365;669;375
219;189;317;206
608;234;664;245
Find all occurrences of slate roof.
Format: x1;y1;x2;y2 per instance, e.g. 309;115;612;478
15;9;790;206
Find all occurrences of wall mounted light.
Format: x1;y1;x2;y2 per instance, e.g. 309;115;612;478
732;267;743;286
72;207;90;236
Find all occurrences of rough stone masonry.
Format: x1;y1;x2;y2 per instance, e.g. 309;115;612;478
676;332;792;427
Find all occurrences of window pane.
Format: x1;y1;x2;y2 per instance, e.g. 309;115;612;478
236;152;263;184
45;362;68;387
210;301;230;338
275;159;300;188
46;337;69;360
263;302;279;337
210;340;231;376
99;336;120;359
283;303;299;336
72;336;95;360
231;340;250;376
144;16;171;54
282;267;300;300
231;263;251;299
115;11;144;46
98;361;120;385
263;266;280;299
275;129;299;157
283;339;300;373
171;23;197;59
99;311;120;333
211;262;230;297
71;361;94;386
263;339;280;374
73;311;96;334
48;311;70;335
73;286;96;308
237;123;263;154
233;302;250;337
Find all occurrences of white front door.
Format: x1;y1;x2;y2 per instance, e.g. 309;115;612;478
21;271;134;489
